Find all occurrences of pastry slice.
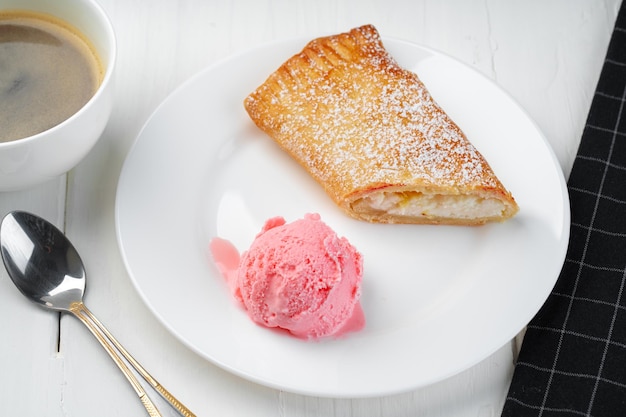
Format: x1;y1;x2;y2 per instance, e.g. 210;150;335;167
244;24;519;225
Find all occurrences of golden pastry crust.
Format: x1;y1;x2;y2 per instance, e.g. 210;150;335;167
244;24;519;225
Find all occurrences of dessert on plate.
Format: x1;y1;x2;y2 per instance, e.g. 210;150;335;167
210;213;364;340
244;24;519;225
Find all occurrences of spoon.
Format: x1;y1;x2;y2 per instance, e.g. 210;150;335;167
0;210;195;417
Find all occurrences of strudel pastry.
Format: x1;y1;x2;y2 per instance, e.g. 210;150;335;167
244;25;519;225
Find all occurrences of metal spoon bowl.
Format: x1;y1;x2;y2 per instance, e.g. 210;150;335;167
0;210;195;417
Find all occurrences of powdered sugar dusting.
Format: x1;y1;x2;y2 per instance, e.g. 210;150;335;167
244;25;500;204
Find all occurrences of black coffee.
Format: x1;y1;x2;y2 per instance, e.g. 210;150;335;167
0;11;103;142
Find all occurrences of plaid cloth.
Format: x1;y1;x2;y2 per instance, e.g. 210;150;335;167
501;3;626;417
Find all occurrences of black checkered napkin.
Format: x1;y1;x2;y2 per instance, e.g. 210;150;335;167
501;2;626;417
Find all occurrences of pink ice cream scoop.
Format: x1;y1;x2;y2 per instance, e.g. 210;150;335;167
210;213;364;340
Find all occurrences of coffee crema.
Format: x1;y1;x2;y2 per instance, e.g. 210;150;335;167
0;11;103;143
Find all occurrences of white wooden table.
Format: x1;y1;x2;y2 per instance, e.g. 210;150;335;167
0;1;620;415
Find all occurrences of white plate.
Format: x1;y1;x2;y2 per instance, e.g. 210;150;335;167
115;37;570;398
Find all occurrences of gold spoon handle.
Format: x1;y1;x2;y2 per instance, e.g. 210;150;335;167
69;301;195;417
69;301;162;416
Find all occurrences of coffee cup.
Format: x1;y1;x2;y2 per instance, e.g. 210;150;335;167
0;0;116;191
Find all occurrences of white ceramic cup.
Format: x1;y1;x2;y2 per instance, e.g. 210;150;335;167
0;0;116;191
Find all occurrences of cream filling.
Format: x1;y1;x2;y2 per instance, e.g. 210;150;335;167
352;191;506;219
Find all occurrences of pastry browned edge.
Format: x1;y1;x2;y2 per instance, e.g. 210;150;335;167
244;24;519;225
